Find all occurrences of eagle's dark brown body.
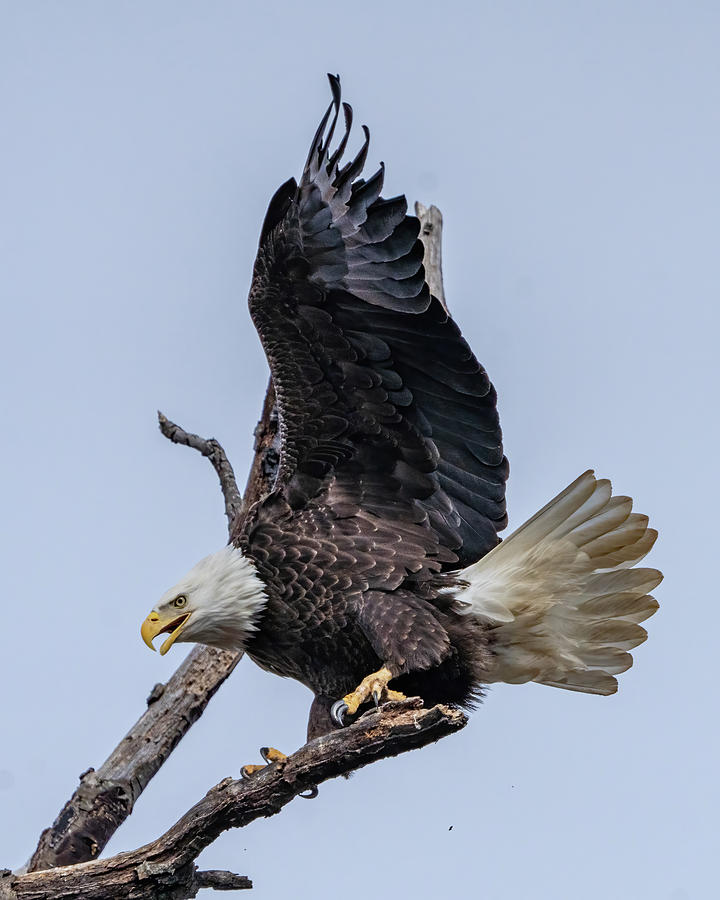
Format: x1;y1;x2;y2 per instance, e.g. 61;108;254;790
236;77;508;738
243;496;493;737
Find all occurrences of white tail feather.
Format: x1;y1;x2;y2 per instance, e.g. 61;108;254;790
454;471;662;695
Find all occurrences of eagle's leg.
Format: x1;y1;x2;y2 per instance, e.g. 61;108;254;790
330;666;406;727
241;747;318;798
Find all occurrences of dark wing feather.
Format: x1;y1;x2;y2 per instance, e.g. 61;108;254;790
247;75;508;575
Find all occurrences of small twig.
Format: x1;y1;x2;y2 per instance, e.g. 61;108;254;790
12;701;465;899
195;871;252;891
157;411;243;530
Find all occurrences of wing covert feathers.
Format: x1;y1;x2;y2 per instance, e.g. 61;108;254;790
248;75;507;566
453;471;662;695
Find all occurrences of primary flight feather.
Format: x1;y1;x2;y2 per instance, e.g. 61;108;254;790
141;76;661;741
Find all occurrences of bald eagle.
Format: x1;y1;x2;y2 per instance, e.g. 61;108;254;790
141;76;662;742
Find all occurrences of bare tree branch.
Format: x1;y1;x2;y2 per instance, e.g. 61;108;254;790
415;202;446;311
195;871;253;892
28;386;280;872
11;701;466;899
157;412;244;528
28;647;242;871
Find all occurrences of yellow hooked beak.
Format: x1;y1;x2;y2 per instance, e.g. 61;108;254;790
140;610;191;656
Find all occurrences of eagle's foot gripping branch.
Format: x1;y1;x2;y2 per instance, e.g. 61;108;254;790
330;666;406;727
240;745;287;779
241;747;318;799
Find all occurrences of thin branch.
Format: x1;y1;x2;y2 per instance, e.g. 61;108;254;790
157;411;243;529
195;871;252;891
12;701;465;899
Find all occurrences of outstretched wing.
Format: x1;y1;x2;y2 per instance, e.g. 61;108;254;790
247;76;508;571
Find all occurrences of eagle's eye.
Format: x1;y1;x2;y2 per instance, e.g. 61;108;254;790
172;595;188;609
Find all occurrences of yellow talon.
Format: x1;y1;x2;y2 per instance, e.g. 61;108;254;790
241;747;318;799
341;666;406;715
385;689;406;702
240;747;287;780
260;746;287;764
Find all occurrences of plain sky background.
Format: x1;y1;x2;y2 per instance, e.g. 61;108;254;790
1;2;718;898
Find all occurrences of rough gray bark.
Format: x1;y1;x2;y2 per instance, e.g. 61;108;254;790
23;205;446;879
415;203;446;310
27;648;242;871
9;700;466;899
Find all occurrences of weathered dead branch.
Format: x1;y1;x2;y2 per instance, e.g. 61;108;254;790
11;700;465;899
157;412;244;528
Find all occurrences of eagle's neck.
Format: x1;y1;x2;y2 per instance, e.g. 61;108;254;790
188;545;268;650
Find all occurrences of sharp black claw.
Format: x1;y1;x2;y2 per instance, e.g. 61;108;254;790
260;747;271;763
299;785;319;799
331;699;349;727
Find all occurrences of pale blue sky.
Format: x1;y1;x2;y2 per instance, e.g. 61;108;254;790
1;2;718;897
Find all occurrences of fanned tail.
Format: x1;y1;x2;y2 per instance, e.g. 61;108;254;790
453;471;662;695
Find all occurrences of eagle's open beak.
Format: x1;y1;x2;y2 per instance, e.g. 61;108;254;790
141;610;191;656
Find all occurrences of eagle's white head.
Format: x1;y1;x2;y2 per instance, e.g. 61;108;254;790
140;545;268;655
